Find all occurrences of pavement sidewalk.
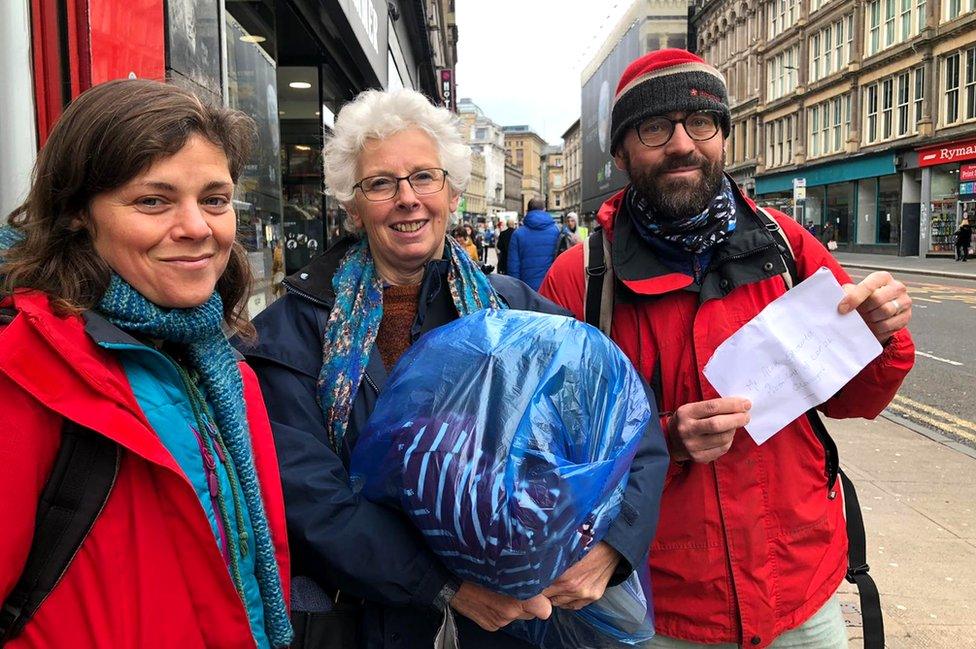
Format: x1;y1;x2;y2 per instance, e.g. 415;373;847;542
831;413;976;648
833;252;976;281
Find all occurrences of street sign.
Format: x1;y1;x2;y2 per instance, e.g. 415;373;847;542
793;177;806;201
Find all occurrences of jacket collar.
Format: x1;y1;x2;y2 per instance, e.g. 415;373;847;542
600;176;789;300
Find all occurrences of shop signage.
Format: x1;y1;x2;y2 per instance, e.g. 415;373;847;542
961;182;976;196
961;163;976;182
349;0;379;52
918;138;976;167
440;68;456;112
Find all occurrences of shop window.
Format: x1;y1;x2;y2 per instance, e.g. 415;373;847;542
877;174;901;244
826;182;854;243
856;179;879;244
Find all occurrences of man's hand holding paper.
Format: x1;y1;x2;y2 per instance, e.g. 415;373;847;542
703;267;903;445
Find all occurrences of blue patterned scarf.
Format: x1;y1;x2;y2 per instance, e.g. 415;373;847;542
627;175;737;254
98;276;293;648
317;236;505;452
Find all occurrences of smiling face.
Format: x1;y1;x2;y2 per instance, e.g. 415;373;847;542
347;128;459;285
613;111;726;221
88;135;237;309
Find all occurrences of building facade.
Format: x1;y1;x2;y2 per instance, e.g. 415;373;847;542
0;0;456;311
692;0;976;256
580;0;691;215
542;145;566;216
504;162;525;213
503;125;548;211
561;118;583;216
458;98;508;215
462;152;487;219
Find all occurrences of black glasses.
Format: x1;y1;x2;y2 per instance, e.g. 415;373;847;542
353;168;449;201
635;111;721;148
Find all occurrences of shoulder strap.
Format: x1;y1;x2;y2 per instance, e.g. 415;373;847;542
754;207;799;289
0;421;120;643
754;206;885;648
582;228;614;337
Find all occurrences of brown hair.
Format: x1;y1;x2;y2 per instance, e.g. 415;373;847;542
2;78;257;337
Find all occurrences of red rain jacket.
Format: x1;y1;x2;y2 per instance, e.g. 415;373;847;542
0;292;290;648
540;187;914;647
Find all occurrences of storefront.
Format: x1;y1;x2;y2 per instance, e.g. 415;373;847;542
917;137;976;256
4;0;450;312
754;152;918;255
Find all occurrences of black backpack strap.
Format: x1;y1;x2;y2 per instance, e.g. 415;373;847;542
753;206;885;645
584;229;606;329
0;420;120;643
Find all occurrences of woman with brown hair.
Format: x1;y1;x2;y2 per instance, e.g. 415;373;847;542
0;79;292;648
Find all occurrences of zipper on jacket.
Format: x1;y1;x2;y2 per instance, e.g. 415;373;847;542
191;424;230;563
282;280;333;308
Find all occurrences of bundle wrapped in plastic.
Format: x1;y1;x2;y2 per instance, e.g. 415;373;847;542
349;309;655;647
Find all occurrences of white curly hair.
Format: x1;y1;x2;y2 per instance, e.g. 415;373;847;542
323;88;472;233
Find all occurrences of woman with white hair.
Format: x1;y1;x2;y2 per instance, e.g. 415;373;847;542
238;89;570;648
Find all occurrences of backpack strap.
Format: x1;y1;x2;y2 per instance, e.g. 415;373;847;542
756;204;885;648
0;420;120;643
582;228;614;337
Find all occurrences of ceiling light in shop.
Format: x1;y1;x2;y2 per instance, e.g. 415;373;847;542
289;81;312;89
239;34;266;43
295;145;311;151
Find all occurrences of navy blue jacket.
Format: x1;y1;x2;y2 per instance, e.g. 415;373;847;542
508;210;560;290
239;237;668;649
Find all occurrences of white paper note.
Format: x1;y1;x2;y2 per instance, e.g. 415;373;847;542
703;267;883;445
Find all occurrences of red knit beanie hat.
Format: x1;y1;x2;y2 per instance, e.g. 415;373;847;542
610;48;730;154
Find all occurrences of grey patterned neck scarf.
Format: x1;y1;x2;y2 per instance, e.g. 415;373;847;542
627;175;737;254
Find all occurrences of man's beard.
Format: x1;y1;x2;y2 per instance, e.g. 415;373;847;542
625;150;726;221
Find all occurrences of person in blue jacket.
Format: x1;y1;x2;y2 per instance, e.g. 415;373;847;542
237;88;669;649
508;197;561;290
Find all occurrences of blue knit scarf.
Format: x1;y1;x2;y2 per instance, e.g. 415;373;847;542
317;236;505;453
95;275;292;647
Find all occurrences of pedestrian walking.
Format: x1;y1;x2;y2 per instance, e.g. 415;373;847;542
822;221;836;250
955;217;972;262
540;48;916;649
238;88;664;649
496;216;517;274
508;197;560;290
454;225;480;262
0;79;292;648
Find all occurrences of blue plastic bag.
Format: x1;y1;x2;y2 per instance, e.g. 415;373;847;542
349;310;655;646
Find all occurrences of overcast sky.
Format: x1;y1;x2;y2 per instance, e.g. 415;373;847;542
454;0;630;146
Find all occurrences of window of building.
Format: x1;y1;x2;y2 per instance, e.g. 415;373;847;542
809;15;853;82
967;47;976;120
914;66;925;123
811;0;827;13
769;0;799;38
866;84;879;141
897;72;910;135
882;78;894;139
943;0;976;21
808;94;850;159
945;52;960;124
767;46;799;101
864;67;924;142
867;0;924;56
765;114;796;168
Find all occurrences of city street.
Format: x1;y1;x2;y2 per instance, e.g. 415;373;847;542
845;268;976;453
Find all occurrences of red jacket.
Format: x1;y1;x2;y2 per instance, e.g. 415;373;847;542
0;292;290;648
540;187;914;647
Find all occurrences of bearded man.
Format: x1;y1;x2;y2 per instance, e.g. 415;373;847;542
540;49;915;649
